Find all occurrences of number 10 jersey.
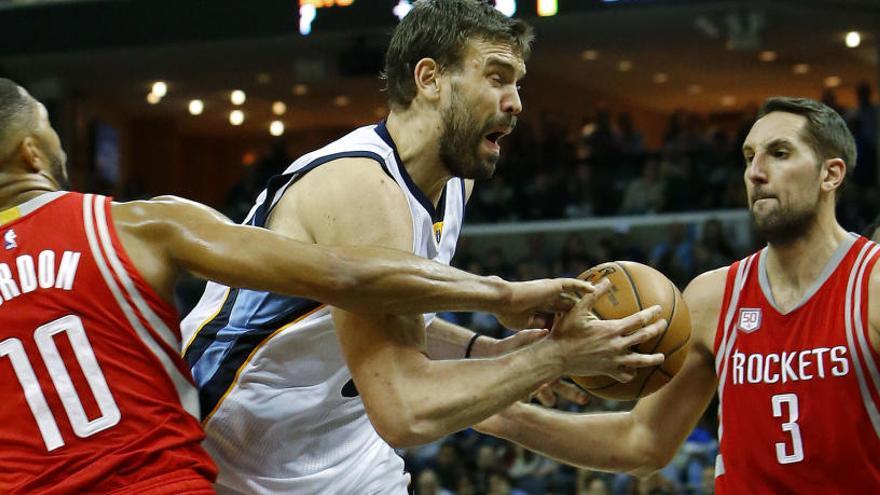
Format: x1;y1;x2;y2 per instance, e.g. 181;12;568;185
0;192;216;494
714;234;880;493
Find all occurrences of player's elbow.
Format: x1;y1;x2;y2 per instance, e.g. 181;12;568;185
371;413;438;449
627;444;677;476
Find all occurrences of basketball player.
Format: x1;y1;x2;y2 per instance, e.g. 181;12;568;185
181;2;666;493
476;97;880;492
0;79;598;494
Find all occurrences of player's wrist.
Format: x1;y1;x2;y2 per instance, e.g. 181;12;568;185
528;337;567;378
484;276;514;314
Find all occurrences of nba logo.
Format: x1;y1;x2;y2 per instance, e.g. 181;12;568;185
3;229;16;250
433;221;443;243
738;308;762;333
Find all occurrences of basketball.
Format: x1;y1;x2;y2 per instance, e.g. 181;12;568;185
570;261;691;401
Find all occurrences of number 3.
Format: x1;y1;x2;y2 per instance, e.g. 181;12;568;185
0;315;121;451
772;393;804;464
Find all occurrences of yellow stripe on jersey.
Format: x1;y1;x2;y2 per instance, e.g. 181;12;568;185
202;303;328;425
0;206;22;226
433;221;443;242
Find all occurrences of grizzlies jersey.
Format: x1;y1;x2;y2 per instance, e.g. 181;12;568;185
713;235;880;493
181;122;466;494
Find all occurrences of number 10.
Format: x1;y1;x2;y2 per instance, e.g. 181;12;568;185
0;315;121;451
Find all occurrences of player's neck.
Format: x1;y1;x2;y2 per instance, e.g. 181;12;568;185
764;212;849;296
0;176;58;212
385;109;450;207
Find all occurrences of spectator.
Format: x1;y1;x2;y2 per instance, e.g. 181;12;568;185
416;469;454;495
488;469;528;495
620;158;665;214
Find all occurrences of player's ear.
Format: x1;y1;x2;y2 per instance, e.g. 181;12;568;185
820;158;845;194
19;136;43;173
413;58;441;103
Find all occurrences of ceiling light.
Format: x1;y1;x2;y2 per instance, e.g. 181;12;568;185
494;0;516;17
393;0;413;20
687;84;702;95
792;64;810;75
825;76;842;88
759;50;777;62
293;84;309;96
581;50;599;61
653;72;669;84
300;4;316;35
188;99;204;115
231;90;246;106
537;0;557;17
270;120;285;137
720;95;736;107
846;31;861;48
151;81;167;98
617;60;633;72
334;96;351;107
272;101;287;116
146;92;161;105
230;110;245;126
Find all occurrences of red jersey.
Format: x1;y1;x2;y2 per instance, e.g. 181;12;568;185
0;192;216;494
714;235;880;493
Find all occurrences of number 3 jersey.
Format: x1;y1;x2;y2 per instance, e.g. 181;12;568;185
714;234;880;493
0;192;216;494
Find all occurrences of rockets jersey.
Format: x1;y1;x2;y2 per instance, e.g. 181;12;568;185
181;122;465;494
0;192;216;494
714;234;880;493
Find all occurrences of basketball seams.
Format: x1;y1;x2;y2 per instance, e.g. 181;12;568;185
659;332;691;376
646;281;677;354
618;262;644;311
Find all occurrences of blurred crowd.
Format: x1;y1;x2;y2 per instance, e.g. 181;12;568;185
203;86;880;495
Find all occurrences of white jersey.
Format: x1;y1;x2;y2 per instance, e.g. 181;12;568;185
180;122;465;494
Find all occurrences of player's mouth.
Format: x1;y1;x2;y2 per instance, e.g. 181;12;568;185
483;129;511;153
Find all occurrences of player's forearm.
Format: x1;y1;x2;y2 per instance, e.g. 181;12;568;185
182;225;511;315
425;317;495;360
485;402;663;475
366;340;564;447
329;245;513;315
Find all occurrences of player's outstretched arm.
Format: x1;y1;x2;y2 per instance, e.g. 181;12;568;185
110;194;587;317
280;159;665;448
476;268;726;475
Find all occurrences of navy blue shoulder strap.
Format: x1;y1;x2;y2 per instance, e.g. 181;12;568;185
249;150;390;228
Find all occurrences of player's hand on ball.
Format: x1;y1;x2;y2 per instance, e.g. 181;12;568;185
496;277;594;330
550;279;666;382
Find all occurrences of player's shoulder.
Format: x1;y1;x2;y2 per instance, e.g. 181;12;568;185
280;157;412;247
288;157;407;213
684;266;729;305
112;195;223;224
683;266;730;349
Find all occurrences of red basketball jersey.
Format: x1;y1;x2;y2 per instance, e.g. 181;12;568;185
714;235;880;493
0;192;216;494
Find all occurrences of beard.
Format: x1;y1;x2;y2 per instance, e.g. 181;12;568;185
751;194;819;245
438;88;515;180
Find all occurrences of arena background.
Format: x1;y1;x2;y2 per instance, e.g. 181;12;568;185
2;0;878;493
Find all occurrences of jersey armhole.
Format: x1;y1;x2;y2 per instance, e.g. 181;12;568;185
102;196;180;327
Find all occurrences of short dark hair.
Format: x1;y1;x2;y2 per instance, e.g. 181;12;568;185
0;78;34;148
757;96;857;174
382;0;533;109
